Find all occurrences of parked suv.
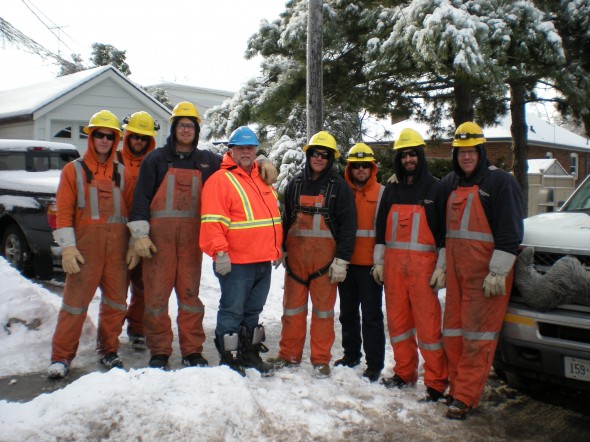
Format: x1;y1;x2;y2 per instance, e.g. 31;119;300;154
494;174;590;392
0;139;79;278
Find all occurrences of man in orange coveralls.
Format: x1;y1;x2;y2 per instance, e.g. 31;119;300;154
200;126;282;376
118;111;159;351
268;130;357;379
48;110;128;379
441;122;523;420
373;128;448;402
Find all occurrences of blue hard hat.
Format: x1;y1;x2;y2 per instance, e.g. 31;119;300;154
228;126;260;147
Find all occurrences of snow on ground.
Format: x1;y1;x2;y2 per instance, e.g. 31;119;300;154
0;256;514;441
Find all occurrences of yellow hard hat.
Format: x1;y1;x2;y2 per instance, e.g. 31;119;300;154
394;128;426;150
83;110;122;135
122;111;159;137
303;130;340;159
170;101;201;125
452;122;486;147
347;142;375;162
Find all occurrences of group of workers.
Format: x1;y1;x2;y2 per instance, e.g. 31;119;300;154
47;101;523;421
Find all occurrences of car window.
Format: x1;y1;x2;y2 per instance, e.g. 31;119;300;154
0;151;78;172
0;152;26;170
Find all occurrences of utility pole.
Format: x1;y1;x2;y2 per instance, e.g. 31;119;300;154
306;0;323;140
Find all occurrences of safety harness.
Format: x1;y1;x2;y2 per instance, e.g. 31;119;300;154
285;175;336;287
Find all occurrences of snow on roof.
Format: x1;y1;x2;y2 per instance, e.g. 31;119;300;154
527;158;570;176
0;139;77;152
364;108;590;152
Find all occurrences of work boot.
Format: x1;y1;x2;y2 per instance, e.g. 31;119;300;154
267;356;300;370
239;325;274;377
47;361;69;379
362;367;382;383
334;355;361;368
419;387;445;403
447;399;471;420
380;374;411;389
313;363;331;379
100;352;123;369
215;335;245;376
182;353;209;367
129;335;147;351
148;354;169;370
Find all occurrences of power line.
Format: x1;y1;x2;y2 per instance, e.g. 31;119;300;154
19;0;78;55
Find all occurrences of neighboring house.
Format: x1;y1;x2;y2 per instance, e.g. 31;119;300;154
366;111;590;186
0;65;172;154
145;82;234;125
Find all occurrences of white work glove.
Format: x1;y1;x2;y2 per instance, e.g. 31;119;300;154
273;251;287;269
329;258;349;284
128;221;157;258
256;156;278;185
483;250;517;297
429;248;446;292
372;244;385;285
215;252;231;276
62;246;85;274
387;173;399;184
126;245;140;270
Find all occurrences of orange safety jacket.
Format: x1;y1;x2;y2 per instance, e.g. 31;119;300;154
344;162;384;266
200;152;283;264
117;132;156;212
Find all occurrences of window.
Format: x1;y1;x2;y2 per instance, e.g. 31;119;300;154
570;153;578;179
51;121;87;142
545;151;553;159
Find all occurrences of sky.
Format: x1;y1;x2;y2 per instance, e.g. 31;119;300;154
0;255;532;441
0;0;287;93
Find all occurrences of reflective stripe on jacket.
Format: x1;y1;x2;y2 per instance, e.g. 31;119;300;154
200;152;282;264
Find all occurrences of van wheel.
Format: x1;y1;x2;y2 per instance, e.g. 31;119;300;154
2;224;32;275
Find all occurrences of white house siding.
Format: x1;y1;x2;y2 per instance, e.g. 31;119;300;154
0;122;34;139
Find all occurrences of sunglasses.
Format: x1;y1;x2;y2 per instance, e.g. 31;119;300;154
130;134;150;142
92;131;116;141
350;162;372;170
400;150;418;159
310;150;330;160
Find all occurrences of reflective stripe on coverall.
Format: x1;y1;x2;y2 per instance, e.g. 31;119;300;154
142;167;205;357
279;194;337;365
384;204;447;391
443;185;514;408
52;161;128;362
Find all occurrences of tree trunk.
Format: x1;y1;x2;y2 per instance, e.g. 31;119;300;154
453;78;474;127
307;0;323;139
509;80;529;217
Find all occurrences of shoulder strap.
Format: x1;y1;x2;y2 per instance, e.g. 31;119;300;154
116;150;124;165
76;158;93;184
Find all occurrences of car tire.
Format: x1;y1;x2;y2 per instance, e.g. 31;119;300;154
2;224;32;276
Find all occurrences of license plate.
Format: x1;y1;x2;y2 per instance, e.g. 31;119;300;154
564;356;590;382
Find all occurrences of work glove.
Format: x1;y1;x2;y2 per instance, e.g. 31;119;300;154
372;244;385;285
126;245;140;271
483;249;517;297
127;221;157;258
256;156;278;185
134;237;157;258
62;246;85;274
371;265;384;285
429;248;446;292
329;258;349;284
387;173;399;184
215;252;231;276
273;251;287;269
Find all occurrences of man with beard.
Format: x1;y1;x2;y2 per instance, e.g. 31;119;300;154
118;111;159;351
334;143;385;382
373;128;448;402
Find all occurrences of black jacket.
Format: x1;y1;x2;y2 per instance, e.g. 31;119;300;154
440;144;524;255
376;147;446;248
282;153;357;261
130;134;222;222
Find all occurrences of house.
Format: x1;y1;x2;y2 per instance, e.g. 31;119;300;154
527;158;576;215
0;65;172;154
145;82;234;123
365;111;590;186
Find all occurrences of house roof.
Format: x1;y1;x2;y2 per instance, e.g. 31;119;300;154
527;158;570;176
365;110;590;152
0;65;171;121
